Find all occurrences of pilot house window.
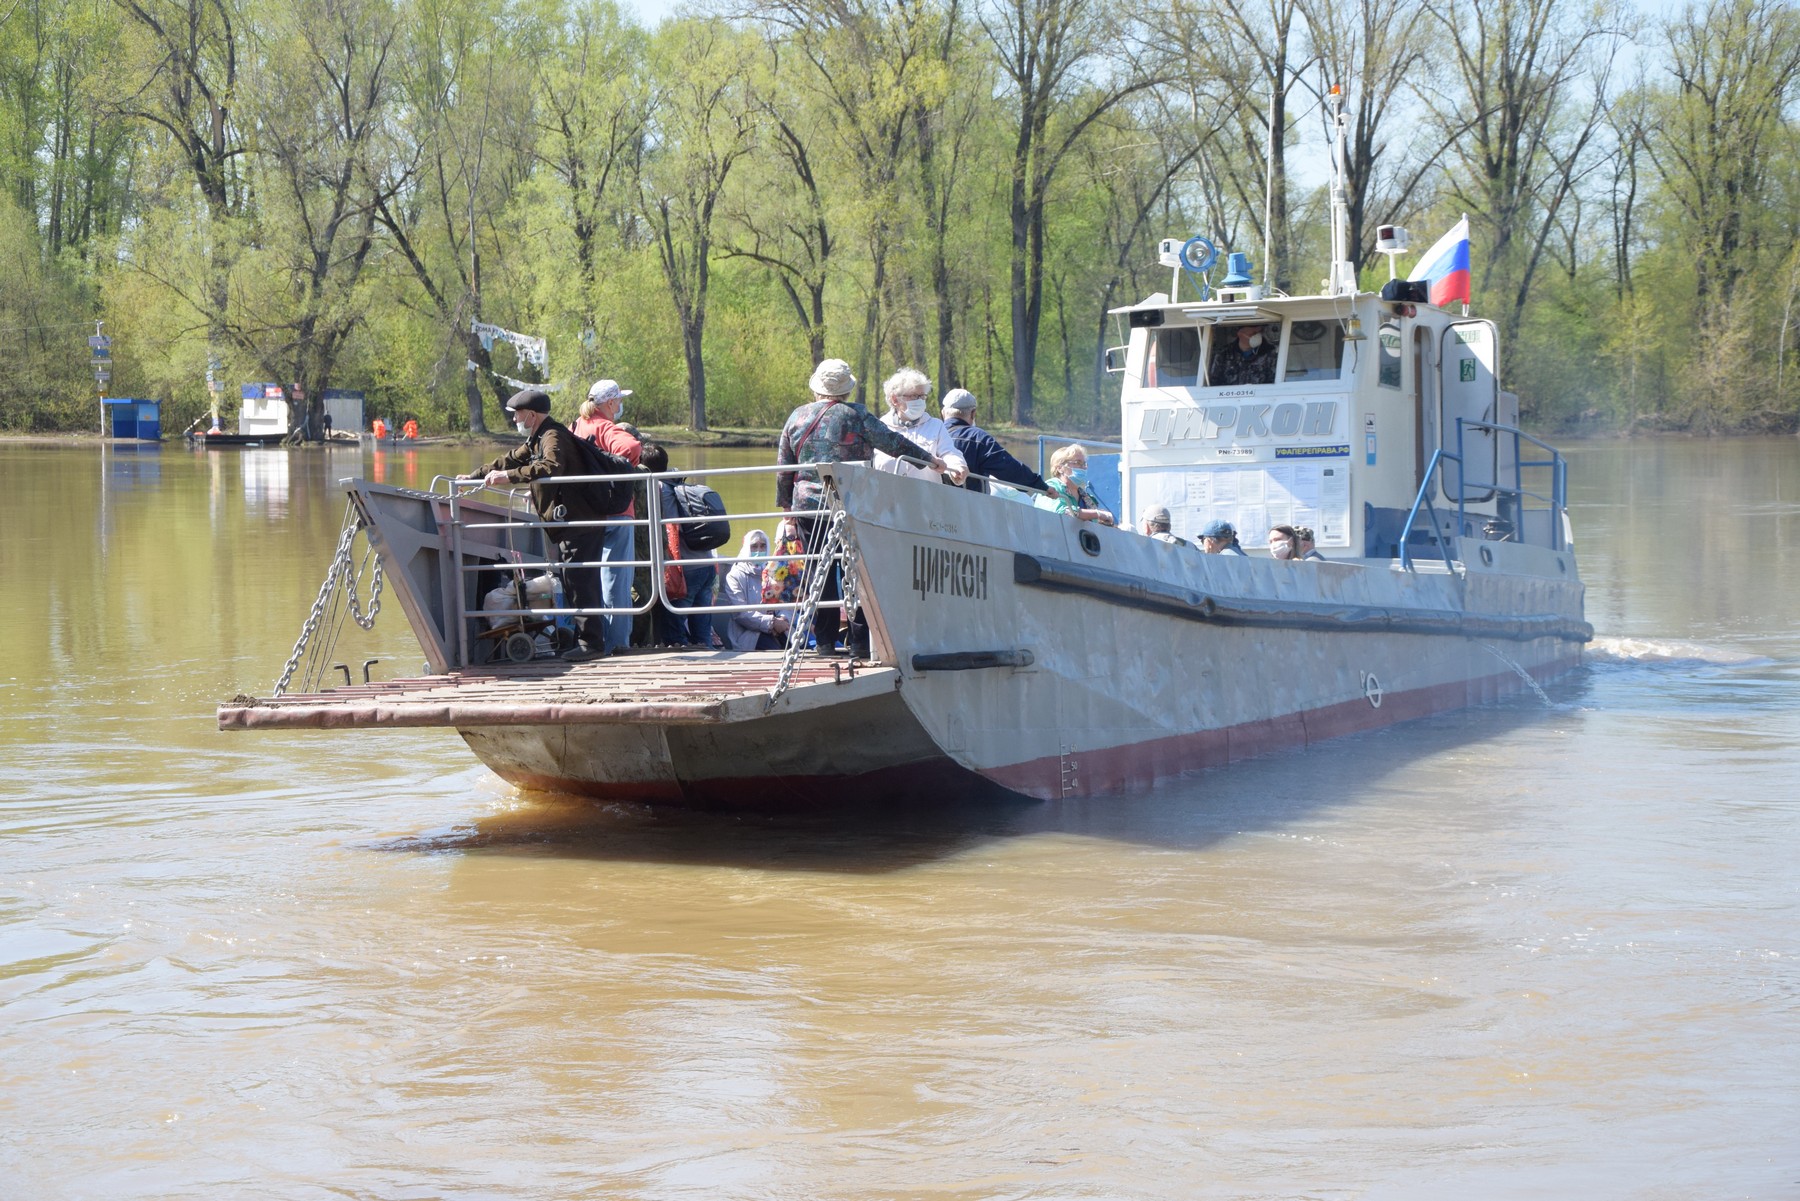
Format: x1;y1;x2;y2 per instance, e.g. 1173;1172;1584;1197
1284;321;1345;381
1144;326;1201;387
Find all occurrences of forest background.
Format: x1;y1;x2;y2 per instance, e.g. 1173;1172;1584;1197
3;0;1798;439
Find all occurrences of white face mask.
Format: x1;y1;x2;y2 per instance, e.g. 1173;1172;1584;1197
898;398;926;421
514;419;529;435
1247;332;1264;350
612;400;625;421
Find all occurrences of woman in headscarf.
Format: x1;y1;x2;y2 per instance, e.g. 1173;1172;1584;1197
719;529;794;650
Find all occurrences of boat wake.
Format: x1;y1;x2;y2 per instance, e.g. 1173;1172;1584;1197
1584;635;1774;670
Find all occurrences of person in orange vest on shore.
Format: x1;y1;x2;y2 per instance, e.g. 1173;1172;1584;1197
403;419;419;440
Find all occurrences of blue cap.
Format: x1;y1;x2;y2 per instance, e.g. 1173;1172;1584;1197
1200;518;1236;538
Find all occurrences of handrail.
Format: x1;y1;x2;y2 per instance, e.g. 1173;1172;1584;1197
440;462;831;663
1396;418;1569;572
435;457;1058;662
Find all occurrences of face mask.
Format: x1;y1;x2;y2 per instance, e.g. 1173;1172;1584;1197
1271;541;1294;560
612;400;625;420
1247;333;1264;350
1068;467;1090;486
902;399;925;421
514;419;529;435
748;547;767;560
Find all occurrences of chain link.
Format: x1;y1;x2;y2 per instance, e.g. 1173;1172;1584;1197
272;510;383;696
765;508;848;712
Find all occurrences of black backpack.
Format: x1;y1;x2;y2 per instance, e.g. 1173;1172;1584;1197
671;482;730;550
571;432;638;516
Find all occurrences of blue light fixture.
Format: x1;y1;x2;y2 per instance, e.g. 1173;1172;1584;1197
1221;252;1254;288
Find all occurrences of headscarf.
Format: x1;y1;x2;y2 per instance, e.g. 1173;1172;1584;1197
733;528;769;571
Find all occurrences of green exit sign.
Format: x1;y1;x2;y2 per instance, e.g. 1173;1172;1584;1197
1460;358;1476;382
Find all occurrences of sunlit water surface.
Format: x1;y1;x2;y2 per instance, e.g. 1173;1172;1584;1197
1;437;1796;1199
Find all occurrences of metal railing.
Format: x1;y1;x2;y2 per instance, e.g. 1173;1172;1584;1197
1396;418;1569;573
436;463;827;665
433;456;1065;666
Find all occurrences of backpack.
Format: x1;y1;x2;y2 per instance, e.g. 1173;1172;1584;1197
570;432;638;516
671;482;730;550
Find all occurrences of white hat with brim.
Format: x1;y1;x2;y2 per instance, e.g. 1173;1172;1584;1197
587;379;632;404
808;359;856;397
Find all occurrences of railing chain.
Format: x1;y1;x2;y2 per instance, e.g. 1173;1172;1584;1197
273;509;383;696
765;507;849;712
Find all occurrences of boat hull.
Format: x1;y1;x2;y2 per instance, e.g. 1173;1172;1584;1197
221;469;1589;805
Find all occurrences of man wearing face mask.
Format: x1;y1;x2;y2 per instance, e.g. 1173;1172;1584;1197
1211;323;1278;386
873;367;969;485
461;389;609;658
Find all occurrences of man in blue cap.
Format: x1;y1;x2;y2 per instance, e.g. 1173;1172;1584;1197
1199;518;1247;555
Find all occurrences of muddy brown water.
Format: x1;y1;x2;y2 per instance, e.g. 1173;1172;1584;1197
2;437;1796;1199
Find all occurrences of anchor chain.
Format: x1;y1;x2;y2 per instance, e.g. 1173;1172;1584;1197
765;507;853;712
272;512;384;696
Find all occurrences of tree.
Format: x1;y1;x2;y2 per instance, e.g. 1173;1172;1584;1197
641;20;759;430
1424;0;1623;340
375;0;537;433
981;0;1159;424
1649;0;1800;307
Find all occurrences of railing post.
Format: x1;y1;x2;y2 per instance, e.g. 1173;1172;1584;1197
448;489;468;668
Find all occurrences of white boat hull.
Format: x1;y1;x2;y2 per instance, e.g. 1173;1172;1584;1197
221;468;1586;806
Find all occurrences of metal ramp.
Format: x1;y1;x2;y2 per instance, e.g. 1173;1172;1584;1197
219;651;898;731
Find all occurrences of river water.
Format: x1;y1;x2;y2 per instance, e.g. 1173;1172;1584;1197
1;436;1795;1199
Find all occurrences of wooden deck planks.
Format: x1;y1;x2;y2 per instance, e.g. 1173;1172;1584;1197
218;651;895;731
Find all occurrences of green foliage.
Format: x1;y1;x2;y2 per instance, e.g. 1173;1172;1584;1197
1;0;1798;436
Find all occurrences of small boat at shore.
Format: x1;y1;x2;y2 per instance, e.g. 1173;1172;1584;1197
220;109;1589;805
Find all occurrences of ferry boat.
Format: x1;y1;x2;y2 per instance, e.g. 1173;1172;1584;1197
219;110;1589;805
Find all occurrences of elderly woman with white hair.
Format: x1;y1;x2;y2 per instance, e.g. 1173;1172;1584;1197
873;367;968;485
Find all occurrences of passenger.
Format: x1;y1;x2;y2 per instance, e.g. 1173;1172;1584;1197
1199;518;1247;555
940;388;1047;494
720;529;794;651
459;389;607;660
1042;445;1115;525
1268;524;1300;560
1210;323;1278;386
1481;517;1514;542
571;399;603;440
641;443;715;647
581;379;643;655
776;358;946;654
1295;525;1326;560
1139;504;1186;545
874;368;969;485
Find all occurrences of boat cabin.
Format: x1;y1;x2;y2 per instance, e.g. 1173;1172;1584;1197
1107;285;1541;560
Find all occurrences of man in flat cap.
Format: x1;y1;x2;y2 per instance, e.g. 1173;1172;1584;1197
462;389;609;660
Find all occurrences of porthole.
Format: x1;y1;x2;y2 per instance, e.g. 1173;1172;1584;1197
1480;546;1494;566
1079;529;1102;556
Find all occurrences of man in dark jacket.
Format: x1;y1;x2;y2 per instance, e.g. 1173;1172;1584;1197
941;388;1047;494
462;389;608;660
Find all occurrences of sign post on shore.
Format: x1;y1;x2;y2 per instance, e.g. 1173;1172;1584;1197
89;322;112;433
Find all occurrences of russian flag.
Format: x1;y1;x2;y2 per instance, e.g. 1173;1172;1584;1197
1408;216;1471;308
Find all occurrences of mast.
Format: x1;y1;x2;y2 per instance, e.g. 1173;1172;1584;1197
1327;85;1355;296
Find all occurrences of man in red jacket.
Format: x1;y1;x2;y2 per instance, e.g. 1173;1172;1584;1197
582;379;643;654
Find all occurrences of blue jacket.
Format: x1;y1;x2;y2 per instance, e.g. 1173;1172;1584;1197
945;417;1048;494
